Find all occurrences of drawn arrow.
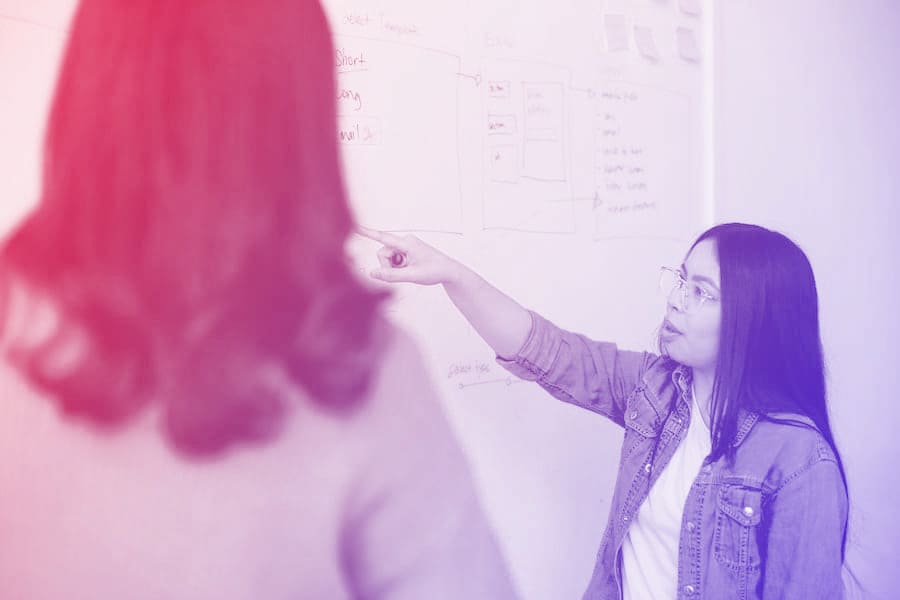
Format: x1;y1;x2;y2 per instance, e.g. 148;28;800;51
457;377;527;390
456;71;482;87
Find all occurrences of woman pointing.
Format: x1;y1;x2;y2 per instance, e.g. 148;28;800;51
360;223;850;600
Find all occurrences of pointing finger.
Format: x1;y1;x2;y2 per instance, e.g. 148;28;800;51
357;226;407;249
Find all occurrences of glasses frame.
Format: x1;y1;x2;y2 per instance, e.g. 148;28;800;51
659;266;719;312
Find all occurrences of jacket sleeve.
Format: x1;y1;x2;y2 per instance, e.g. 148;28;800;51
495;310;656;427
761;458;848;599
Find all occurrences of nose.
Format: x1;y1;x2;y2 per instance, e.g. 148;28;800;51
666;285;685;312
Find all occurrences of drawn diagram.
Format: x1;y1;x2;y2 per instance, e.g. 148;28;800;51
335;35;464;233
591;81;700;240
481;59;575;234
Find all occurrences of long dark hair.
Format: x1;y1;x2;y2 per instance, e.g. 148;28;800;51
694;223;848;554
0;0;387;456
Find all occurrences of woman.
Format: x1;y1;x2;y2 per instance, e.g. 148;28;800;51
361;223;850;599
0;1;517;598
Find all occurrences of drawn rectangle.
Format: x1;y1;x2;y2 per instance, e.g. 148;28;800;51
523;140;565;182
592;82;698;240
489;145;519;183
335;36;463;233
481;59;573;234
604;14;629;52
488;80;511;98
523;83;563;141
487;114;517;135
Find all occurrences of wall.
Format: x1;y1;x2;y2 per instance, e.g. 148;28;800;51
714;2;900;598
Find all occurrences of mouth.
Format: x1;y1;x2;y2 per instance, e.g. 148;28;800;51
661;319;683;337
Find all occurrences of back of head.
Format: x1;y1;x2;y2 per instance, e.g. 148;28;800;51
0;0;388;457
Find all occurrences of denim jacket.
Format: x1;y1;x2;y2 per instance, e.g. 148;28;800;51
497;311;848;600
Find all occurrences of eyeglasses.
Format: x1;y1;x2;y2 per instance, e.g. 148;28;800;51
658;266;719;311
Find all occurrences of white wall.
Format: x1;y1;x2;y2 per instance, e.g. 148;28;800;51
0;1;75;236
714;2;900;598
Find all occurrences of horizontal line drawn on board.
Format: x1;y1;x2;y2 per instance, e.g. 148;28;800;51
456;377;527;390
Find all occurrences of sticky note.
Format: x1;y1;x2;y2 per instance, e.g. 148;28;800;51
634;26;660;61
605;14;629;52
676;26;701;62
679;0;702;17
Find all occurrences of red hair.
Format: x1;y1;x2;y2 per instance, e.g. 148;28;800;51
1;0;388;456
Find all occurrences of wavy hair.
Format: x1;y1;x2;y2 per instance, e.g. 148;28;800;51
0;0;388;456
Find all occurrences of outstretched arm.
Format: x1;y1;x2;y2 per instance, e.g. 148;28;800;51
358;228;531;359
358;228;652;422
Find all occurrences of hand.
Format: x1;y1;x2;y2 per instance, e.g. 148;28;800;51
356;227;459;286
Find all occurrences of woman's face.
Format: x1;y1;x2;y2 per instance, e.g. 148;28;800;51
660;238;722;374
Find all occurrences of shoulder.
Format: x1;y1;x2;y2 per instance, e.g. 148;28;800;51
372;320;422;375
743;413;841;493
337;322;480;520
365;321;437;409
348;321;460;452
752;413;837;461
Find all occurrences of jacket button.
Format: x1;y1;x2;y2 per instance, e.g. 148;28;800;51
644;463;652;473
686;521;695;531
630;411;638;419
684;584;695;594
743;506;755;517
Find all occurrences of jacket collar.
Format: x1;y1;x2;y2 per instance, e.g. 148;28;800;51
671;364;692;396
670;364;759;448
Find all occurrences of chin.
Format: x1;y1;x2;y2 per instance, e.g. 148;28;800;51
660;339;682;363
665;350;687;365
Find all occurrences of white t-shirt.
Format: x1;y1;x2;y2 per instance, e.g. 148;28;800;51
621;386;712;600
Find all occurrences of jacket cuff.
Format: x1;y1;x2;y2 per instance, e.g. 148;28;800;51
494;310;562;381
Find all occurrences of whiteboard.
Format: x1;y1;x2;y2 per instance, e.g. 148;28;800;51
0;1;710;597
331;3;708;597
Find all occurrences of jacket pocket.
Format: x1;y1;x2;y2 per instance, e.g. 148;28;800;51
621;387;659;460
623;387;660;438
713;484;763;572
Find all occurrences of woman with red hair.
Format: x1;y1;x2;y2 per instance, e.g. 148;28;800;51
0;1;517;598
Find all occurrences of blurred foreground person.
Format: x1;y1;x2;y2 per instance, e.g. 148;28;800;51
0;1;517;598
